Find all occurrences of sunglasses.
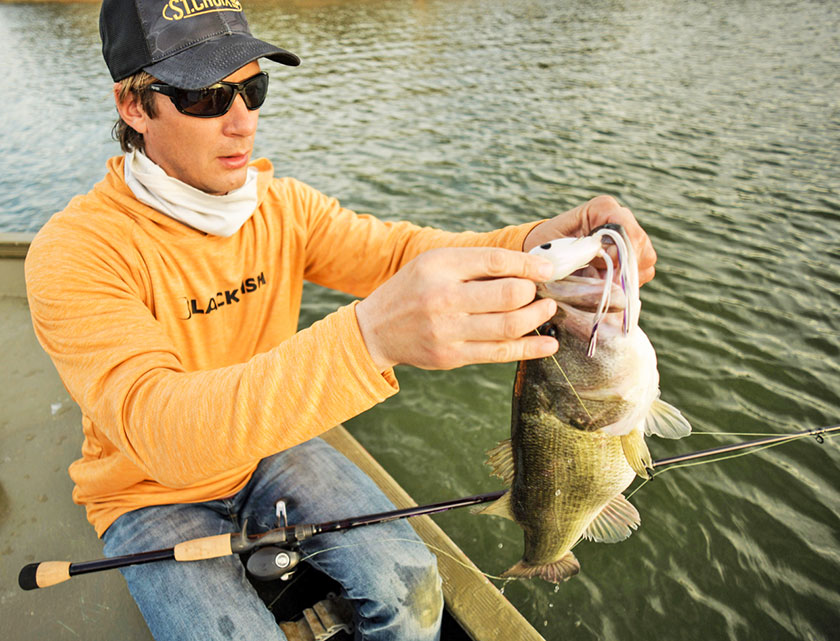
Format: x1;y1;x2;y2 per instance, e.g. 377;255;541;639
149;72;269;118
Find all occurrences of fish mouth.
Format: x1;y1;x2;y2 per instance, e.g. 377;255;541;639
532;225;640;355
539;273;628;314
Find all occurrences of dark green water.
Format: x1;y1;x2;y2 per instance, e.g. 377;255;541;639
1;1;838;639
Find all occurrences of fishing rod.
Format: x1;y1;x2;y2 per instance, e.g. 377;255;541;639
18;423;838;591
18;490;505;591
651;424;839;470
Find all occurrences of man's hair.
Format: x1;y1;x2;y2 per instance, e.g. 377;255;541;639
112;71;159;153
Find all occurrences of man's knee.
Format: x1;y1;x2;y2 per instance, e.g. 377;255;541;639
396;559;444;633
359;552;443;640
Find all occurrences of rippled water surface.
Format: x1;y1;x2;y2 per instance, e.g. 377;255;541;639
1;1;839;639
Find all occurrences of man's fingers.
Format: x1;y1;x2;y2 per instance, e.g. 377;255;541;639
584;198;657;280
357;247;559;372
475;247;554;281
423;247;553;283
639;264;655;285
417;298;558;369
523;195;658;285
461;298;557;344
459;278;539;314
455;334;559;367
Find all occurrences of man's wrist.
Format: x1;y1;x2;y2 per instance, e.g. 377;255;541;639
354;298;396;373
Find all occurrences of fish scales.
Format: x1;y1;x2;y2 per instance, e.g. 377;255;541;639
510;347;637;568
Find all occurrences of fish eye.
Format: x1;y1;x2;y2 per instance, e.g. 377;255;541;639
540;243;552;250
537;322;557;338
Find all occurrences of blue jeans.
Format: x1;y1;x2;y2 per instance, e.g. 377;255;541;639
103;437;443;641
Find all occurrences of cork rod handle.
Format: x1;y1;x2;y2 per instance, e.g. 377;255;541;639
19;561;72;590
173;533;233;561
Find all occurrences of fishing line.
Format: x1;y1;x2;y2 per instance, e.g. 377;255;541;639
691;431;782;437
298;537;509;582
265;563;310;611
549;353;593;422
625;478;651;500
535;327;593;422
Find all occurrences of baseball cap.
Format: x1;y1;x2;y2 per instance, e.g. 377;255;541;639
100;0;300;90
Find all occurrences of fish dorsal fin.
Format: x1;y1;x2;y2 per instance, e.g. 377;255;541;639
473;490;515;521
644;396;692;439
502;551;580;584
620;429;653;479
583;494;640;543
485;438;515;484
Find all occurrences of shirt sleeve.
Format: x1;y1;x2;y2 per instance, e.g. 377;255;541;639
25;223;398;489
284;178;542;297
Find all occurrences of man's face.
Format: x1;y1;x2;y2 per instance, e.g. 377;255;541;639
139;61;262;195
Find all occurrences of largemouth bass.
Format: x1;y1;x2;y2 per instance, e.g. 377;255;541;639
479;225;690;583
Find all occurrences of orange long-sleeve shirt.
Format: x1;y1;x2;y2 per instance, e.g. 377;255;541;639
25;156;538;536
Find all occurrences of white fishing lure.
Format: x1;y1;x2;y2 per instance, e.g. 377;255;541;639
529;226;640;356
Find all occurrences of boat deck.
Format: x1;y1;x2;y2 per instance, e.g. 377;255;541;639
1;238;152;639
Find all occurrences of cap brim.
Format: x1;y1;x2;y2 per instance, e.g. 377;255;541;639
143;33;300;89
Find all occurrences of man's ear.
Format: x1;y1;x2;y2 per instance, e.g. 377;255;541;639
114;82;150;135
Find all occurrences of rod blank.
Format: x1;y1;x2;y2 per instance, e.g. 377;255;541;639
652;424;839;469
19;548;176;590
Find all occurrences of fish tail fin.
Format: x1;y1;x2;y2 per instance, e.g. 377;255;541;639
502;552;580;584
644;396;692;439
472;490;515;521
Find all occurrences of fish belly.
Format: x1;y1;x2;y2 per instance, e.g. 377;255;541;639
511;411;636;566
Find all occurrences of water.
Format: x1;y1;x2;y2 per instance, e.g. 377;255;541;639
1;0;839;639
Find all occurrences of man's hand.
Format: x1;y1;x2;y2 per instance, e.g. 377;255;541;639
523;196;657;284
355;247;559;371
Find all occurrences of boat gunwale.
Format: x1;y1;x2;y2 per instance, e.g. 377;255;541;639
0;232;34;258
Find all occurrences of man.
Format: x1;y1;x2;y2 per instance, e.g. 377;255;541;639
25;1;656;640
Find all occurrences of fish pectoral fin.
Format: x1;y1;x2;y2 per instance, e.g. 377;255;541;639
583;494;641;543
644;396;692;439
472;490;515;521
621;430;653;479
502;551;580;584
484;438;515;484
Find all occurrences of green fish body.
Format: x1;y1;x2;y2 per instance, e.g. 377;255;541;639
480;229;691;583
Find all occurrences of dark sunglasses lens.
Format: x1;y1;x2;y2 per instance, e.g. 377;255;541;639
166;73;268;117
177;86;234;116
242;74;269;110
